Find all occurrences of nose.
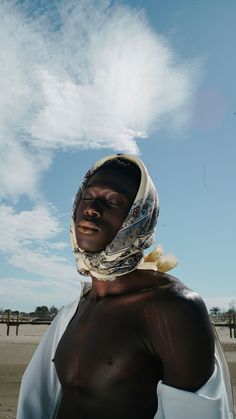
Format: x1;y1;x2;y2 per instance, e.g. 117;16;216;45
83;200;101;218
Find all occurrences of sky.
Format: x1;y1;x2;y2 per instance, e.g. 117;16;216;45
0;0;235;312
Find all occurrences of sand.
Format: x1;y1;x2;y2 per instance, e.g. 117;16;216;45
0;324;235;419
0;324;48;419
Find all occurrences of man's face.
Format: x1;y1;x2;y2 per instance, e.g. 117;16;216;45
75;169;139;252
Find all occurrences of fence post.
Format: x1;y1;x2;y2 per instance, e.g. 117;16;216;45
6;310;11;336
16;312;20;336
229;315;232;338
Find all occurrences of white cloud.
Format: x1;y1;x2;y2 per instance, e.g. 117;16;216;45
47;242;69;250
0;142;51;201
0;204;79;286
0;204;60;253
9;250;78;281
0;1;51;200
203;297;236;312
30;5;193;153
0;0;197;309
0;276;82;312
0;0;196;199
0;202;81;312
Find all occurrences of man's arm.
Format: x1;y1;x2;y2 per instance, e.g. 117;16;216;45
143;276;234;418
157;293;215;391
144;284;215;391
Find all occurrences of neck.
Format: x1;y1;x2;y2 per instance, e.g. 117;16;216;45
90;271;138;298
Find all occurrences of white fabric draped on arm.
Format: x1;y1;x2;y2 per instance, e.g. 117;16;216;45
155;350;235;419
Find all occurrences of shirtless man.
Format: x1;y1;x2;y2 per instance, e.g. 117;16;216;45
17;154;233;419
53;156;214;418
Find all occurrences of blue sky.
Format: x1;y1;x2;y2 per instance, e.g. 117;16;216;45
0;0;235;312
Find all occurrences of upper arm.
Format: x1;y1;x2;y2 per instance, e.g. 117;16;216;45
147;292;215;392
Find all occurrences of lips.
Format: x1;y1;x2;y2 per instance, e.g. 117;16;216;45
78;220;100;235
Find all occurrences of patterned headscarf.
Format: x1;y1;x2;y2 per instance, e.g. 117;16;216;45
70;154;159;280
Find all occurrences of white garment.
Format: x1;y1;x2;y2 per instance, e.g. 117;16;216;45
16;282;235;419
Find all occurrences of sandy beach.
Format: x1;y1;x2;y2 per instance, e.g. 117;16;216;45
0;324;48;419
0;324;235;419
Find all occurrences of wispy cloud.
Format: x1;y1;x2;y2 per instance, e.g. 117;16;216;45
0;203;81;310
0;203;78;283
30;8;193;154
0;1;52;200
0;277;81;312
0;0;196;309
203;297;236;311
0;0;195;200
0;204;60;253
9;250;77;282
0;141;51;201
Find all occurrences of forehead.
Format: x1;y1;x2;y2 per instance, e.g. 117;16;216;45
85;169;138;197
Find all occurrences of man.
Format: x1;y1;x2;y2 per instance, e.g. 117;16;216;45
17;154;234;418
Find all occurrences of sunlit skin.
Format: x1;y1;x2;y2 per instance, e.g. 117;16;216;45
54;168;215;419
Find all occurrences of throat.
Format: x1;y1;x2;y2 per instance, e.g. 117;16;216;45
90;270;141;298
90;275;130;298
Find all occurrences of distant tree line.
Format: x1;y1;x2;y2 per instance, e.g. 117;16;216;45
0;305;58;318
31;305;58;317
209;300;236;320
1;301;235;320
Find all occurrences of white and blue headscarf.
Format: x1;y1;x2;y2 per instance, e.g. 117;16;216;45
70;154;159;280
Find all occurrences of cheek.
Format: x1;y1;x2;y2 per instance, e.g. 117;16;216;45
75;203;83;223
117;207;130;227
108;212;127;237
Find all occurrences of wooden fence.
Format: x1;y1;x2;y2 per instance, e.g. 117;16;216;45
0;310;52;336
213;313;236;339
1;311;236;337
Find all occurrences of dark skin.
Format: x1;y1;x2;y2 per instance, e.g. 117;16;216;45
74;169;138;253
54;169;215;419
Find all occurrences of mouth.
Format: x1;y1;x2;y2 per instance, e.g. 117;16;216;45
78;220;100;235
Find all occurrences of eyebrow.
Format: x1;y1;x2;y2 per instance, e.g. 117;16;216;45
85;182;129;197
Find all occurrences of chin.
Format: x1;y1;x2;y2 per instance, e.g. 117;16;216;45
77;235;112;253
92;275;117;282
78;241;105;253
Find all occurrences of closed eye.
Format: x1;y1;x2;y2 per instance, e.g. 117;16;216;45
107;201;121;206
81;188;124;207
84;198;121;208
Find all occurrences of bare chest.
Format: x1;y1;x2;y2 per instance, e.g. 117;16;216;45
53;295;160;391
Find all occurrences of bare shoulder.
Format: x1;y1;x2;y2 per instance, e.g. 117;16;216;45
140;270;208;320
138;269;214;357
139;270;215;391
